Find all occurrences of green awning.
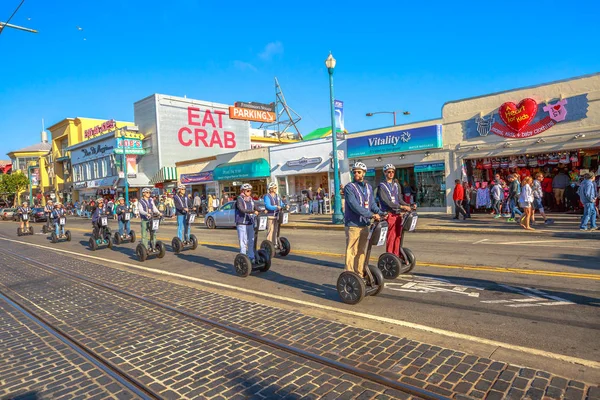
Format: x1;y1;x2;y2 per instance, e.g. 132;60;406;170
213;158;270;181
149;166;178;184
303;127;346;141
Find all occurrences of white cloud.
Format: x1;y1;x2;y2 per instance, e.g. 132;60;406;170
259;41;284;61
234;60;257;72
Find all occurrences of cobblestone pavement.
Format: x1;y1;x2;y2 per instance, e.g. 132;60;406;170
0;296;141;400
1;241;598;400
0;249;417;400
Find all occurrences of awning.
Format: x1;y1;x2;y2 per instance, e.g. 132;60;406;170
149;166;178;184
303;127;347;141
213;158;270;181
117;172;150;188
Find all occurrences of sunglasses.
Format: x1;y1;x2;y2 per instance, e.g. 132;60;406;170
385;170;395;174
353;170;364;174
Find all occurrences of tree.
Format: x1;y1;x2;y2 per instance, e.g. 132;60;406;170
0;172;31;206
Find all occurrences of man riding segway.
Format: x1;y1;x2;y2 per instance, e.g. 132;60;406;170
376;164;417;278
261;182;291;258
172;184;198;254
337;162;386;304
50;202;71;243
43;199;53;233
17;201;33;236
136;187;166;261
89;197;112;250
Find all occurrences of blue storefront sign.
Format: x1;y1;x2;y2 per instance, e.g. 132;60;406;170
414;162;445;173
213;158;270;181
347;125;442;158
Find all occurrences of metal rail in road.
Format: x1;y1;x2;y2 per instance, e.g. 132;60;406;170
0;247;450;400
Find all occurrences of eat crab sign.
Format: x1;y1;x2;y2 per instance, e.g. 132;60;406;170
499;98;537;133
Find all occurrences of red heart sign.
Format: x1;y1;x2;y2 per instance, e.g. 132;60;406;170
499;98;538;133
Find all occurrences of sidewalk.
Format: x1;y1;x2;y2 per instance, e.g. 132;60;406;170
158;212;599;238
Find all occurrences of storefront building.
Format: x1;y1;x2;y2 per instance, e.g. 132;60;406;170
269;137;350;213
212;148;271;199
176;156;220;198
6;137;52;205
346;121;448;212
134;93;252;194
445;73;600;212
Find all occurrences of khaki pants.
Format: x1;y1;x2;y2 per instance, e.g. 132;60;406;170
267;216;279;244
553;188;564;205
345;226;369;277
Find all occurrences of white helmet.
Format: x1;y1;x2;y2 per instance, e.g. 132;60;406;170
47;200;53;204
177;184;185;190
240;183;252;191
352;161;367;171
96;197;104;203
142;188;152;194
268;182;278;190
383;164;396;172
54;202;62;206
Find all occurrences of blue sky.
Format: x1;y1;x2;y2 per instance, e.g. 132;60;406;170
1;0;598;159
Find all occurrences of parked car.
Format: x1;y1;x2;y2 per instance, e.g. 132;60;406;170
1;208;17;221
31;207;48;223
204;200;265;229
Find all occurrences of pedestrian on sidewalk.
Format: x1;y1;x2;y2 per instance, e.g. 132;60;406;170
193;192;201;215
306;186;314;214
578;173;598;231
552;169;569;211
490;180;503;218
462;182;472;218
519;176;535;230
453;179;467;220
507;174;523;222
344;162;381;277
532;172;552;225
316;186;324;214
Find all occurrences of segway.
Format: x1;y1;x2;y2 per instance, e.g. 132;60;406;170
260;209;291;258
171;213;198;254
50;217;72;243
113;211;136;244
234;214;271;277
136;214;166;262
42;214;52;234
337;218;387;305
377;210;418;279
88;216;112;251
17;212;34;236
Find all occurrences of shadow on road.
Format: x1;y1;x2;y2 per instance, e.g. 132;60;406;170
533;251;600;270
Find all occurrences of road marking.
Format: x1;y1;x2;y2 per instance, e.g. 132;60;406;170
1;236;598;369
386;277;483;297
482;285;575;308
17;227;600;281
472;239;489;244
498;240;571;245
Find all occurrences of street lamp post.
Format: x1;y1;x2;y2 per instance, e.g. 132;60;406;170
326;53;344;225
366;110;410;126
116;127;130;206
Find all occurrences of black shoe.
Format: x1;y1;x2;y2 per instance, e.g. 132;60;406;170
453;217;459;220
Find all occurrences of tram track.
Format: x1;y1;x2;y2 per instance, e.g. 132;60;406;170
0;246;449;400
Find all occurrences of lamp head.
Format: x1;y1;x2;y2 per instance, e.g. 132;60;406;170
366;113;374;117
325;53;336;69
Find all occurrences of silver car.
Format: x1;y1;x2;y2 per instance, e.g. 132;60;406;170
204;200;266;229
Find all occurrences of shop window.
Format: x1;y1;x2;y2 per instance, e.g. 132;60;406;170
414;163;446;208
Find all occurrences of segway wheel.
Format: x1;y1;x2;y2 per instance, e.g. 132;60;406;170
17;228;22;236
377;253;403;279
89;237;97;251
156;241;166;258
65;231;71;242
189;234;198;250
129;230;136;243
136;244;148;262
29;227;33;235
114;232;121;245
402;248;417;273
260;240;276;260
51;232;58;244
368;265;385;297
171;237;182;254
257;249;271;272
279;237;291;257
105;233;113;249
234;253;252;277
337;272;366;305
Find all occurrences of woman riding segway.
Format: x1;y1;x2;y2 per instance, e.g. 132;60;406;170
17;201;33;236
89;197;112;250
261;182;291;258
172;184;198;254
50;202;71;243
114;197;136;244
376;164;417;278
337;162;386;304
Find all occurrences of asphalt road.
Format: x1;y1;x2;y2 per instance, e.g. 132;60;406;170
1;217;598;381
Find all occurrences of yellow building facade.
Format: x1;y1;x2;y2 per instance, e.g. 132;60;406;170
47;117;133;203
7;142;52;205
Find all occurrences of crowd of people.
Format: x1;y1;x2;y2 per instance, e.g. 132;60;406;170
453;168;599;231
